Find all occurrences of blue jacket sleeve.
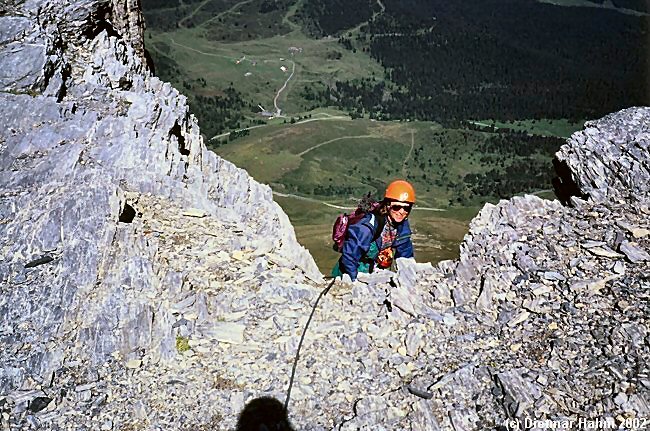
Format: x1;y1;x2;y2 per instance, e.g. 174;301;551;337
393;219;414;259
339;215;375;281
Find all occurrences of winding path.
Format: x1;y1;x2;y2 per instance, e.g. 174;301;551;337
208;124;268;141
281;0;303;32
168;40;297;119
273;192;446;212
178;0;256;28
178;0;212;28
168;37;232;60
401;129;415;177
273;192;353;209
208;114;350;141
297;135;378;157
295;114;349;125
200;0;256;28
273;60;296;116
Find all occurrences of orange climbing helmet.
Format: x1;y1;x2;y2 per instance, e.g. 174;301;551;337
384;180;416;203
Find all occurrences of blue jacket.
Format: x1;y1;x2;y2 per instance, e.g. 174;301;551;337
339;213;413;280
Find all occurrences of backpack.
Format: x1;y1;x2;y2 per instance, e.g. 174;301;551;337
332;194;384;252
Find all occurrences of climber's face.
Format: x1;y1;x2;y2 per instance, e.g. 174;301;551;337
388;201;412;223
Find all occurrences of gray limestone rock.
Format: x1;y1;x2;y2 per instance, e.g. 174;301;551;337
619;240;650;263
555;107;650;204
1;48;47;91
1;0;649;430
496;369;543;417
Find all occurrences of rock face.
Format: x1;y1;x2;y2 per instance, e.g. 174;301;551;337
0;1;649;430
554;109;650;204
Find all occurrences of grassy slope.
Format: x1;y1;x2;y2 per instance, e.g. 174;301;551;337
216;115;478;271
274;195;474;274
471;119;586;138
143;0;583;272
216;115;571;203
146;20;384;133
211;114;568;270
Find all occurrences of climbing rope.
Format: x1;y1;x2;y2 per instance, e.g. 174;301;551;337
284;277;336;411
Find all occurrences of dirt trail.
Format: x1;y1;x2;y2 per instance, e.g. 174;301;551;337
297;135;378;157
273;192;353;209
208;124;267;141
273;60;296;116
168;37;232;60
282;0;303;31
295;114;349;124
343;0;387;35
178;0;211;28
207;115;350;142
401;129;415;177
200;0;255;28
274;192;446;212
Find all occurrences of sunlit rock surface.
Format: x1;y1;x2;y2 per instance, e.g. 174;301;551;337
1;0;648;430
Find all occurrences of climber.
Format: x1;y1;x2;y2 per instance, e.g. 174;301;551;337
332;180;415;281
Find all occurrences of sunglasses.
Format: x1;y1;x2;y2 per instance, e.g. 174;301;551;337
390;204;412;212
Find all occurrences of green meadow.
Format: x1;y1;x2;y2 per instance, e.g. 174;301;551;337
471;119;585;138
274;194;474;274
210;114;565;272
143;1;580;272
146;19;384;130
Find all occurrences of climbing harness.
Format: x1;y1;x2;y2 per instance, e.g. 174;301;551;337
284;277;336;411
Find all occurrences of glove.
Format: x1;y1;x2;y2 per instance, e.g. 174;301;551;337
341;274;354;284
376;248;394;269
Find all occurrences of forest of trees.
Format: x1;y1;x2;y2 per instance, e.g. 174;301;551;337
190;88;248;139
141;0;203;31
305;0;649;123
460;132;565;202
141;0;648;205
293;0;378;37
144;0;649;135
430;130;565;204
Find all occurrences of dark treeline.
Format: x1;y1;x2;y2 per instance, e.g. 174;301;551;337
141;0;222;10
460;161;554;202
141;0;201;10
142;0;241;31
143;8;184;31
191;88;248;139
310;0;649;122
142;0;177;9
453;131;564;203
294;0;378;37
141;0;203;30
260;0;283;13
477;132;566;158
147;45;248;137
227;128;251;142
